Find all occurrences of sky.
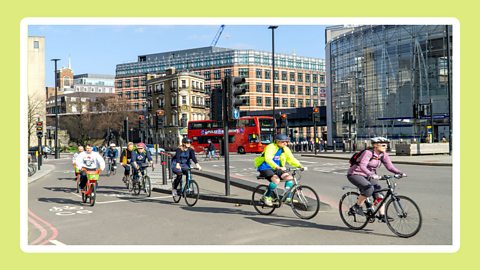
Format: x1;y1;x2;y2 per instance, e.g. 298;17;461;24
28;24;328;87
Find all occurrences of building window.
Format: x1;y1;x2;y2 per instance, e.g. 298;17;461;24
125;79;131;88
141;90;146;98
297;73;303;82
265;83;271;93
274;71;279;80
298;99;304;107
134;103;139;110
33;41;39;49
133;91;139;99
289;72;295;82
126;92;131;99
274;84;279;94
224;69;231;77
214;70;221;80
313;87;319;95
290;98;295;107
313;74;318;83
116;80;123;88
239;68;249;78
282;85;287;94
117;92;123;98
274;97;279;107
256;97;263;106
306;86;311;95
282;98;288;107
265;97;271;106
133;78;139;87
182;96;187;105
141;77;146;86
256;83;263;93
305;74;311;83
204;71;211;81
298;86;303;95
290;85;295;95
320;75;325;84
181;80;187;88
281;71;287;81
265;70;271;80
256;69;262;79
63;76;71;87
306;99;311;107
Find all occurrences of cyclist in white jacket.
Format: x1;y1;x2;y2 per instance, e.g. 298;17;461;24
75;144;105;189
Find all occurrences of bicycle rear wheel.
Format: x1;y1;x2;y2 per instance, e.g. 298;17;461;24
143;176;151;197
133;180;141;195
339;191;369;230
252;184;277;215
89;183;96;207
385;195;422;238
76;176;80;193
290;185;320;220
184;180;200;206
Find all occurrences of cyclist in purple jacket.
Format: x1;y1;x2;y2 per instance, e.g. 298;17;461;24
347;137;407;222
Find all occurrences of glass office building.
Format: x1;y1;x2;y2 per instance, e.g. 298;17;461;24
326;25;452;145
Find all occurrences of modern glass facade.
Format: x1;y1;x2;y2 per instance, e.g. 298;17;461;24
326;25;452;144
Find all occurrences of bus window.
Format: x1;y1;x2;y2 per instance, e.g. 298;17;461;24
248;134;259;143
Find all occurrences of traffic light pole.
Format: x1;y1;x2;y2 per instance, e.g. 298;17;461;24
222;77;231;196
37;136;42;170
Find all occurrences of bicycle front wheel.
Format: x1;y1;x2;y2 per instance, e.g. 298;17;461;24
89;183;96;207
385;195;422;238
290;185;320;220
133;181;141;195
184;180;200;206
252;185;277;215
339;191;369;230
82;185;88;203
143;176;151;197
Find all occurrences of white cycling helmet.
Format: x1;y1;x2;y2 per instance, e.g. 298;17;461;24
110;143;116;147
370;136;390;144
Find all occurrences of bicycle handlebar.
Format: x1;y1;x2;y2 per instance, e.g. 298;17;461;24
380;174;405;180
284;167;306;172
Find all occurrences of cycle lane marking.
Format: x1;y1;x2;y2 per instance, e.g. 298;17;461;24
49;240;67;246
28;212;48;245
28;209;59;245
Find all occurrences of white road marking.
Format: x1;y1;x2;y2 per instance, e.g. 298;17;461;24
298;160;317;164
49;240;67;246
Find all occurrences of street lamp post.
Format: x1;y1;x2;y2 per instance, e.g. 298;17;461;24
51;58;60;159
268;25;278;139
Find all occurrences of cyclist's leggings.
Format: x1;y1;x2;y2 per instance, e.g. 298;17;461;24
123;164;131;176
347;174;382;198
172;167;189;190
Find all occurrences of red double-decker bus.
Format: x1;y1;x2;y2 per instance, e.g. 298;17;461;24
187;116;274;154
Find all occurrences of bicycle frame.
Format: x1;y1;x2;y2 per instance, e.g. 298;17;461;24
355;176;401;218
178;169;193;197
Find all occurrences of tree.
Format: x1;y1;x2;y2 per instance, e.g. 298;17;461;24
27;94;43;148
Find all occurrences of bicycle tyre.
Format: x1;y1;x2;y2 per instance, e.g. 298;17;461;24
143;176;151;197
385;195;422;238
172;187;182;203
89;183;96;207
107;164;112;177
76;176;80;193
127;177;133;192
339;191;369;230
133;180;141;195
184;180;200;206
82;185;88;203
252;185;277;215
290;185;320;220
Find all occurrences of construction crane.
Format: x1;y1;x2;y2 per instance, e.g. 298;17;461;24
211;24;225;47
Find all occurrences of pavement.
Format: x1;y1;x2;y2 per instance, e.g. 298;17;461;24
29;151;452;208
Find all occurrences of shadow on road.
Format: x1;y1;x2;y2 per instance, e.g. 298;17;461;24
57;177;76;181
179;206;259;216
38;197;83;205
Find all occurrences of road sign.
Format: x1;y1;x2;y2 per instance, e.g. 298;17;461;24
233;109;240;120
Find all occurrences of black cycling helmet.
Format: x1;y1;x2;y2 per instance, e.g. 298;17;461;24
182;138;192;144
275;134;290;142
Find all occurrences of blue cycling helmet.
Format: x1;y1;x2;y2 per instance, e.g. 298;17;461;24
275;134;290;142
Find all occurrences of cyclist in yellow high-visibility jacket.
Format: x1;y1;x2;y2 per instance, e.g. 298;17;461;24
254;134;303;206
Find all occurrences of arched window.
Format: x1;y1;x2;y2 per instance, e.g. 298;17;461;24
63;76;71;87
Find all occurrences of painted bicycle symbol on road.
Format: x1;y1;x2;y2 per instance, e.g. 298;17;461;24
49;205;92;216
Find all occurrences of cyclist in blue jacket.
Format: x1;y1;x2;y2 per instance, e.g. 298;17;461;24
171;138;202;196
131;143;153;182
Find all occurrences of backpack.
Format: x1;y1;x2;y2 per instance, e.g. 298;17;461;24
349;149;376;167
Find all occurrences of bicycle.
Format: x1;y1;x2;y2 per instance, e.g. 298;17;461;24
172;167;200;206
251;167;320;220
106;157;117;176
28;162;37;177
339;174;422;238
80;169;100;207
203;148;220;161
74;164;80;193
131;163;152;197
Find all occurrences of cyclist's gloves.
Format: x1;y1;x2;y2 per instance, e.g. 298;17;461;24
196;164;202;171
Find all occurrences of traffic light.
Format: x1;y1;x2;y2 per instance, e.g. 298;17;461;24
312;107;320;122
227;76;247;121
36;121;44;137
